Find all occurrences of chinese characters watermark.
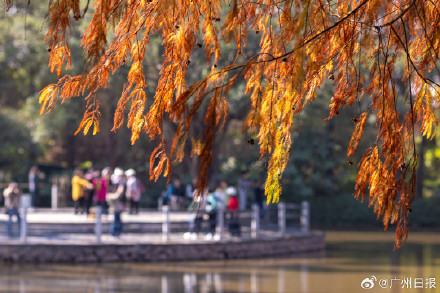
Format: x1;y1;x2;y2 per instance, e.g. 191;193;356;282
361;276;436;289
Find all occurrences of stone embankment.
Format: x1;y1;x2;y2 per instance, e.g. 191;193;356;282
0;232;325;263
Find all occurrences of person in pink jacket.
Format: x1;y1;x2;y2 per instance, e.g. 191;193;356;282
93;168;111;215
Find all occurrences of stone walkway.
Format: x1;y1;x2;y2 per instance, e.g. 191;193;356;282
0;208;191;224
0;208;297;245
0;209;323;262
0;230;299;245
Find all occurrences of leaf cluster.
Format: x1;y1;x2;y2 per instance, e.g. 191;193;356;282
12;0;440;247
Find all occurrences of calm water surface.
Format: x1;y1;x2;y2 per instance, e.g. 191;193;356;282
1;231;440;293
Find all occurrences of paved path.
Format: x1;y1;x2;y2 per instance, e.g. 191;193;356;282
0;208;191;224
0;208;295;245
0;229;299;245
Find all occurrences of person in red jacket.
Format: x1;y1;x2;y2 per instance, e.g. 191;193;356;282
226;187;240;237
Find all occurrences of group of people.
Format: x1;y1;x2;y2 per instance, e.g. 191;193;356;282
183;182;240;240
71;167;144;237
71;168;265;240
2;167;264;240
164;172;264;210
165;172;266;240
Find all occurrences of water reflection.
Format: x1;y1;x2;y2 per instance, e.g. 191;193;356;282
182;272;222;293
277;268;285;293
1;232;440;293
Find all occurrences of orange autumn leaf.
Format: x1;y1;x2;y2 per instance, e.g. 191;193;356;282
347;112;368;158
20;0;440;248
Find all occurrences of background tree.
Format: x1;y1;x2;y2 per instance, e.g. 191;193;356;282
4;0;440;247
0;109;38;180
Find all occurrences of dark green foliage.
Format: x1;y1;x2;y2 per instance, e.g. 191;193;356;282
0;110;38;181
310;195;381;228
310;195;440;229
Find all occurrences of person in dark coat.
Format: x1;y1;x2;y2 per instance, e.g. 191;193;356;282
28;166;39;208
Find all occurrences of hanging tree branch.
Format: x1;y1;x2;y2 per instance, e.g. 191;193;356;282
5;0;440;248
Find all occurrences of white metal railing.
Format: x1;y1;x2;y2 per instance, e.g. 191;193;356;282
216;207;225;240
95;206;102;243
252;201;310;236
162;205;170;241
251;204;260;239
12;201;310;243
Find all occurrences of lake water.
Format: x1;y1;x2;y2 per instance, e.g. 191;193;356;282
1;231;440;292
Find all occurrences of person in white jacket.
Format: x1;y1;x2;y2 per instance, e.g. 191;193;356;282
125;169;141;214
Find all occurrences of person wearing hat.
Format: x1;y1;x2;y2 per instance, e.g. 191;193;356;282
227;186;241;237
227;187;239;211
111;168;124;185
108;168;126;237
125;169;141;214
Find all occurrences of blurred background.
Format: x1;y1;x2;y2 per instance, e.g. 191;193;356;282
3;3;440;293
2;3;440;230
